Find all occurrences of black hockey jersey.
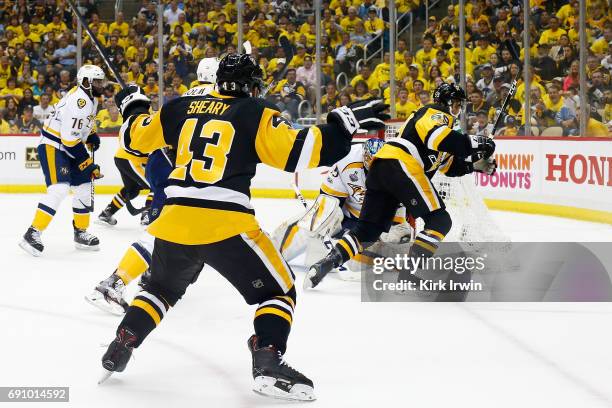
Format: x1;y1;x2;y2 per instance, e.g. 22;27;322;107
375;103;474;178
120;90;349;244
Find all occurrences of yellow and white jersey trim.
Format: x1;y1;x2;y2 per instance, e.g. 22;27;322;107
39;86;97;153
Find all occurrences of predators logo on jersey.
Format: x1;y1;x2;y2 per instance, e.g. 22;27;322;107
77;98;86;109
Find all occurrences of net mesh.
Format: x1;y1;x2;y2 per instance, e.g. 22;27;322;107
383;121;509;243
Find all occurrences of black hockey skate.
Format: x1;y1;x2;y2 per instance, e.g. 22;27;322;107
19;226;44;256
99;327;137;384
74;222;100;251
84;272;129;315
248;335;315;401
97;206;117;226
303;247;343;289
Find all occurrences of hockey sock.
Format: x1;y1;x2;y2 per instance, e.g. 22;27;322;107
31;183;69;231
145;192;153;208
334;231;362;264
72;183;92;229
116;242;151;285
119;291;169;347
253;289;296;354
107;192;127;214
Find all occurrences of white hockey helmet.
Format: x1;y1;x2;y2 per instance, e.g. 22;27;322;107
197;58;219;84
77;65;106;96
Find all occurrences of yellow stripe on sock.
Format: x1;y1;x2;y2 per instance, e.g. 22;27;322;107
414;240;437;254
132;299;161;325
338;239;355;258
424;229;444;240
116;247;149;285
45;145;57;185
73;212;90;229
276;295;295;310
255;307;292;324
32;208;53;231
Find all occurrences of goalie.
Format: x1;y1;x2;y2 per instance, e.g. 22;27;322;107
272;138;413;273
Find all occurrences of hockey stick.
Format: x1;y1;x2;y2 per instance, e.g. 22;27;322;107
490;71;519;138
66;0;126;88
90;149;95;211
261;36;295;97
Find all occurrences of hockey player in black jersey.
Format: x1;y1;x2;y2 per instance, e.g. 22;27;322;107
305;83;497;289
99;54;389;401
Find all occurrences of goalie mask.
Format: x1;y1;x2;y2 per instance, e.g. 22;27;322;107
362;138;385;171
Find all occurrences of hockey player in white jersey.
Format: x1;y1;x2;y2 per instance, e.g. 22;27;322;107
85;59;218;314
20;65;105;256
273;138;412;274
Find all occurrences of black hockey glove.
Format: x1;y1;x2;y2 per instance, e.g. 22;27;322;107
473;157;497;175
327;98;390;137
470;135;496;159
115;85;152;120
78;157;103;180
86;132;100;152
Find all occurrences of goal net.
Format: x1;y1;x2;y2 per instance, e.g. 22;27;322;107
381;120;510;243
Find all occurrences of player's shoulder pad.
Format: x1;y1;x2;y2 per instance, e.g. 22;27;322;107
335;143;364;174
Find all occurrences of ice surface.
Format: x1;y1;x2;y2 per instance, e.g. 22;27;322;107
1;194;612;408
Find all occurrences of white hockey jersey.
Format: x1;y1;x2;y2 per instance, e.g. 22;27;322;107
320;143;406;223
39;86;98;156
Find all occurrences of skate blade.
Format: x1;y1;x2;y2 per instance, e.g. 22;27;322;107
75;243;100;251
95;219;116;227
19;240;42;257
98;369;113;385
84;293;125;316
253;376;316;402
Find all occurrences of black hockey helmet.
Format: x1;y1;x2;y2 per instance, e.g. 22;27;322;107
216;53;264;97
433;82;467;106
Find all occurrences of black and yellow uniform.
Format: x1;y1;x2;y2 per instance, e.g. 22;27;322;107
332;103;475;265
114;88;351;353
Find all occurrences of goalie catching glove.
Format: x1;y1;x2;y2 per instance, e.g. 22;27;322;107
115;85;152;120
327;98;390;137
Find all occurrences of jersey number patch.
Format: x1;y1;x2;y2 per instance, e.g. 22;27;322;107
170;118;235;184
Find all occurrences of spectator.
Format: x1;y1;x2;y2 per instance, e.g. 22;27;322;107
18;89;38;115
172;76;188;96
471;35;497;67
364;6;384;36
472;110;494;137
169;36;194;79
350;65;378;95
476;64;495;100
539;17;567;45
352;80;372;101
15;106;42;133
496;115;520;137
543;84;565;118
533;43;558;81
0;110;15;134
321;83;340;112
350;21;371;46
372;52;391;90
335;32;363;76
99;105;123;132
417;90;432;108
164;0;185;25
587;70;607;110
576;106;611;137
395;88;418;120
143;75;159;98
33;94;54;123
0;77;24;108
5;99;19;127
466;89;493;127
296;55;316;101
340;7;363;34
268;68;306;120
415;36;437;71
563;60;580;91
51;37;77;71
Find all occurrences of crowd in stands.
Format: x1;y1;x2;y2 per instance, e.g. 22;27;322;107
0;0;609;137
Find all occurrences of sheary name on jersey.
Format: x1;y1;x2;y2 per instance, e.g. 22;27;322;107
40;86;97;154
119;88;348;245
321;144;406;223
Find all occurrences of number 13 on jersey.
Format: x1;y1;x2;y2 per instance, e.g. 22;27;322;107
170;118;235;184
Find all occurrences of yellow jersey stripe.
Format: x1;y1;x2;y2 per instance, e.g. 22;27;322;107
281;224;299;252
252;231;294;291
255;307;292;324
307;126;322;168
45;145;57;185
277;295;295;309
61;137;80;147
342;162;362;172
321;183;349;197
132;299;161;325
43;126;60;137
424;229;445;240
